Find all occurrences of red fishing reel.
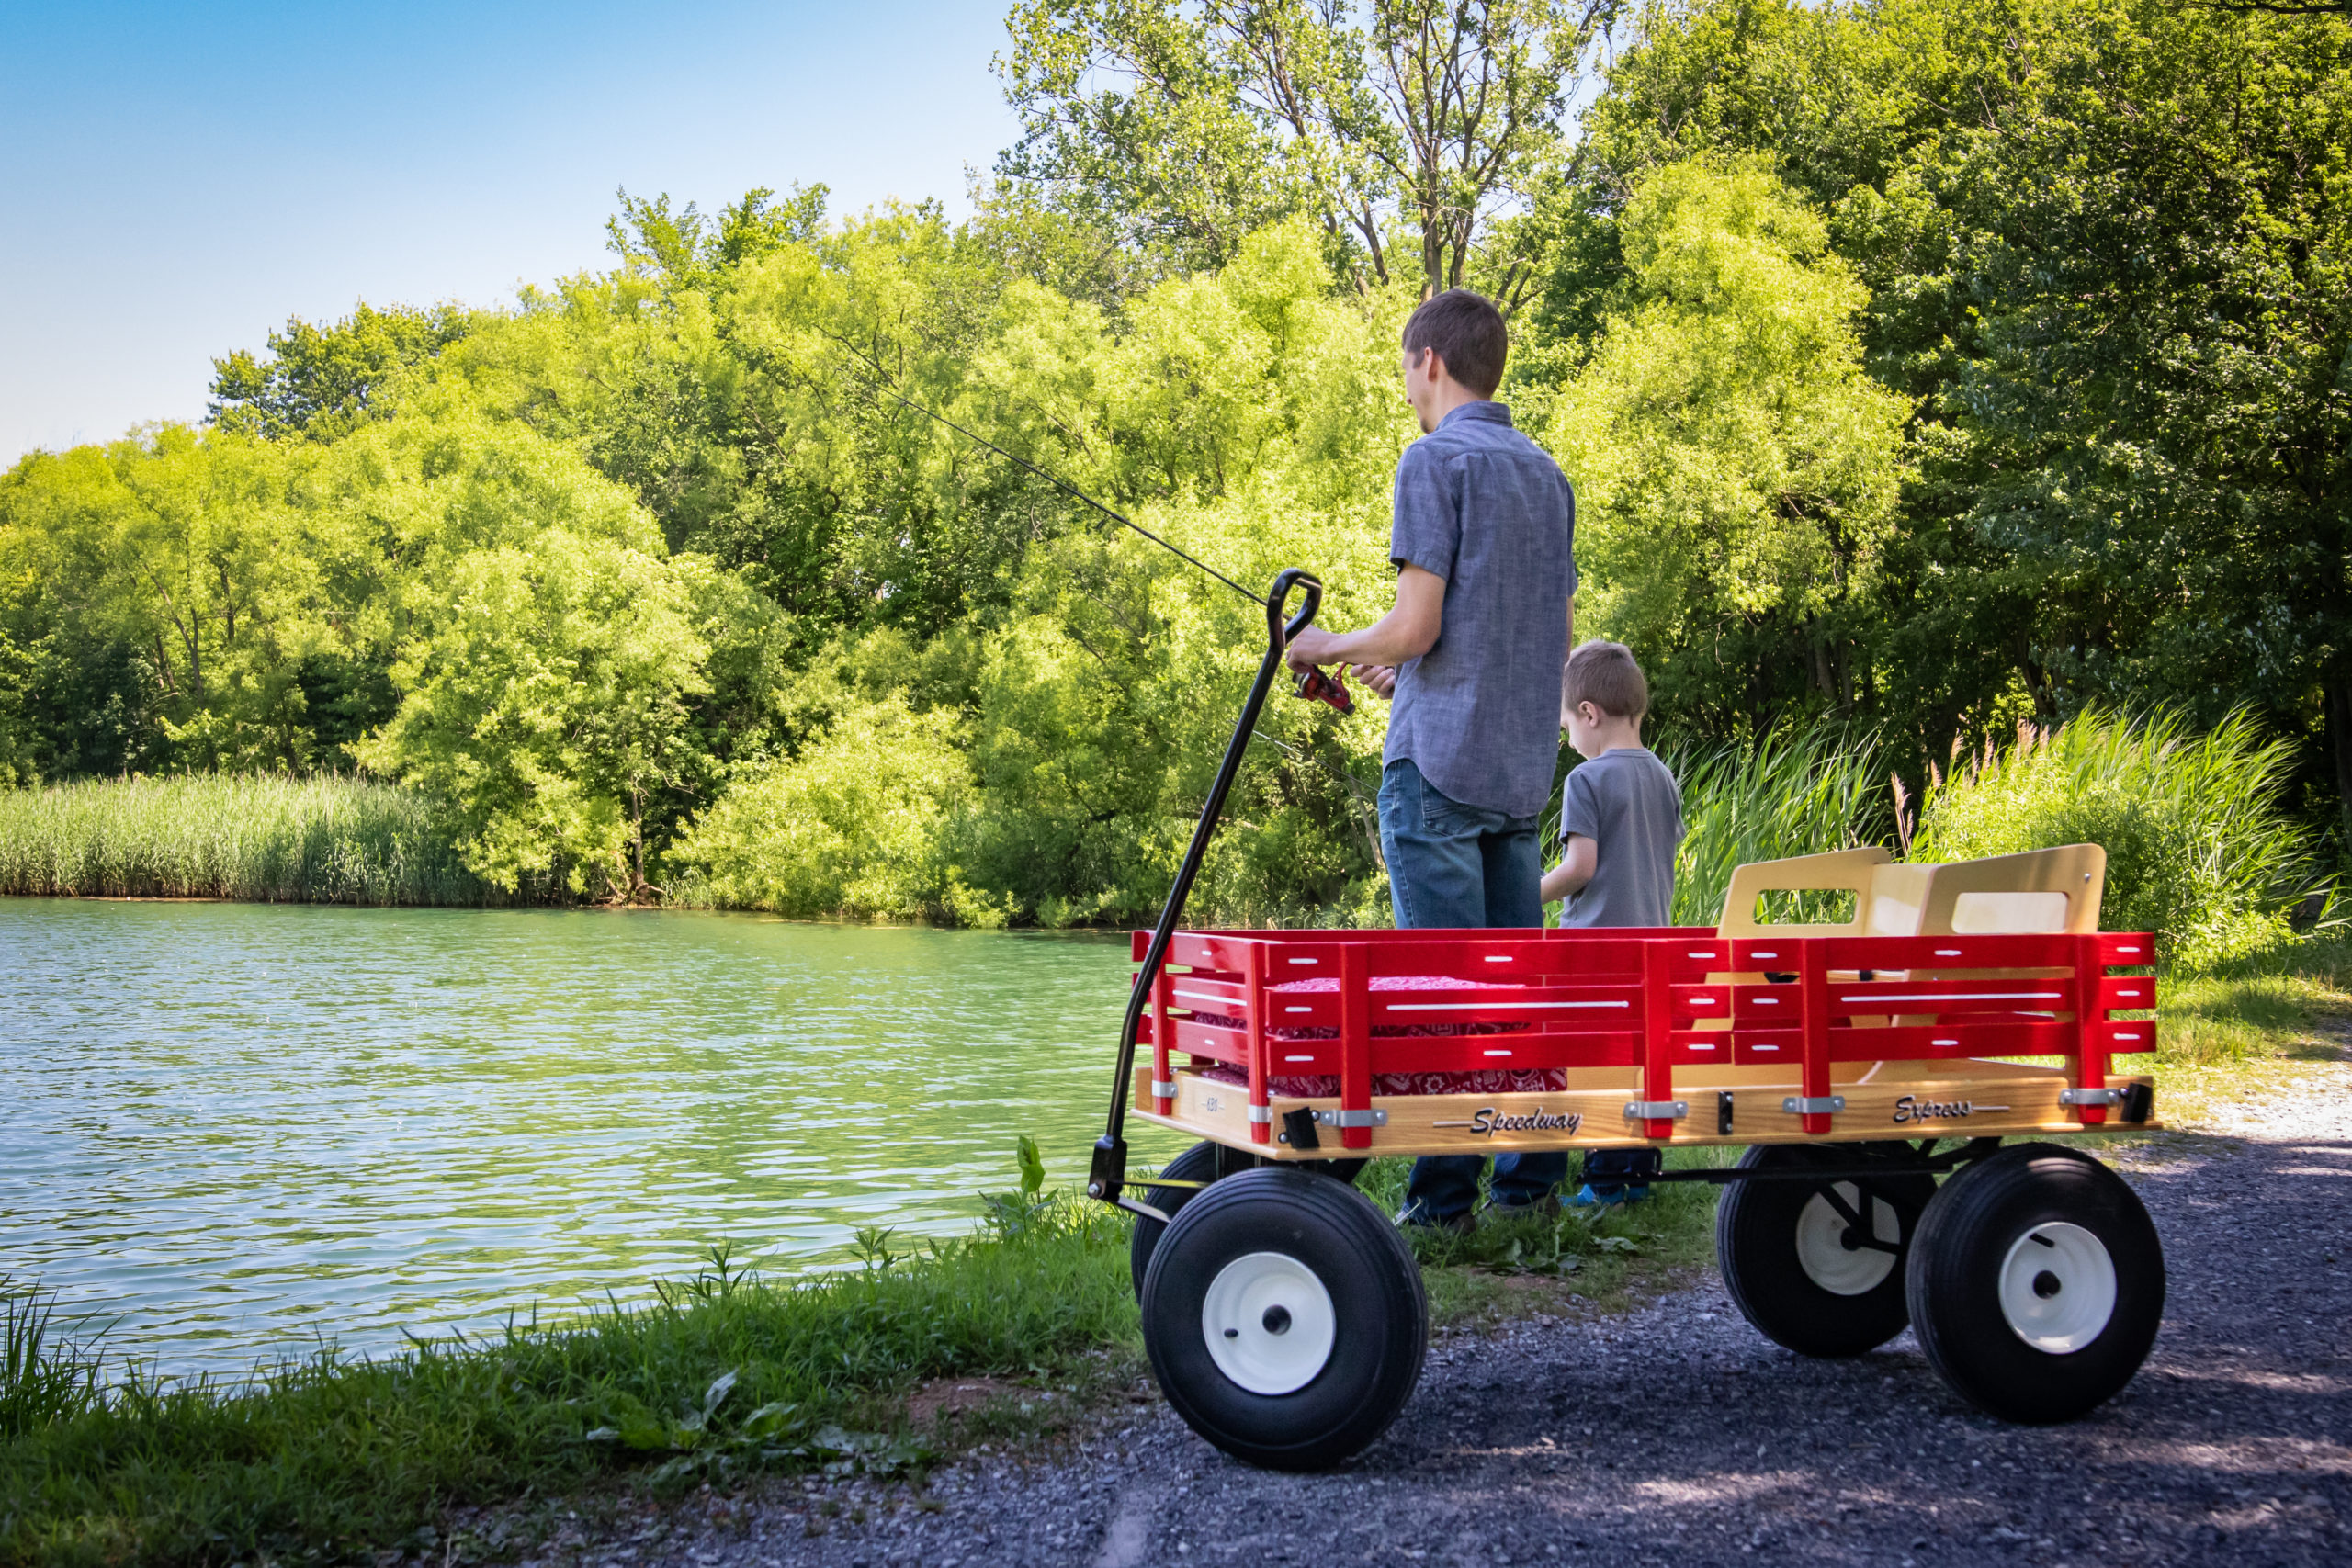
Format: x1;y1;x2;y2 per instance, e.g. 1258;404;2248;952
1293;666;1353;716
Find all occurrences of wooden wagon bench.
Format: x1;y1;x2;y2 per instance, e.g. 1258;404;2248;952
1081;570;2170;1471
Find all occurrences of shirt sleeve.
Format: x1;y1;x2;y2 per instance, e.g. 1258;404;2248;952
1560;764;1600;843
1389;442;1459;581
1561;468;1580;600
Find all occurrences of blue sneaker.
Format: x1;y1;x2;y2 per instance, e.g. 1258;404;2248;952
1569;1183;1653;1208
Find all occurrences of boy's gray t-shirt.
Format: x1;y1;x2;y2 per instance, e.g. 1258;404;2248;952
1558;748;1684;929
1385;401;1576;820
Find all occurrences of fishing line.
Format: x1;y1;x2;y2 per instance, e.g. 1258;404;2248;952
863;380;1268;607
854;366;1351;715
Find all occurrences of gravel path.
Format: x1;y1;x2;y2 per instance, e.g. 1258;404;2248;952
568;1066;2352;1568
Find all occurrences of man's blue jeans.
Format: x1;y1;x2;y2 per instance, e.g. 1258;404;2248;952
1378;760;1566;1222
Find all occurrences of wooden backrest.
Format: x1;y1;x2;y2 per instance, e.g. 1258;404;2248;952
1713;843;2109;940
1716;848;1897;938
1917;843;2107;934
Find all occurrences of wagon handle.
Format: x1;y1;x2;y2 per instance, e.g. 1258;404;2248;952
1089;568;1322;1208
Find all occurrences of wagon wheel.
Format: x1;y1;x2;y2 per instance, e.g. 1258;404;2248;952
1716;1144;1938;1358
1140;1165;1425;1471
1905;1143;2164;1423
1129;1141;1364;1297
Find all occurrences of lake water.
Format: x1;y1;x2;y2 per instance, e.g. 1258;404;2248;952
0;900;1187;1376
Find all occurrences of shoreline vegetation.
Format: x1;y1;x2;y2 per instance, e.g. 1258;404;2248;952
1;705;2336;961
3;950;2346;1568
0;775;488;907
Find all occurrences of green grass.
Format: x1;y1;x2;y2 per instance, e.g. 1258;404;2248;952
0;1154;1725;1568
2149;934;2352;1122
0;774;485;904
0;1201;1136;1568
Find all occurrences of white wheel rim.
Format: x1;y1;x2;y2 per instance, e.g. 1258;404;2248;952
1998;1221;2117;1353
1201;1250;1336;1395
1794;1181;1901;1295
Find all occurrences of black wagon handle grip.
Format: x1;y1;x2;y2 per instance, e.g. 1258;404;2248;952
1090;567;1323;1208
1272;567;1321;648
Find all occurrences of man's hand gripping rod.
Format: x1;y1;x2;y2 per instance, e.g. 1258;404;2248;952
1089;569;1323;1213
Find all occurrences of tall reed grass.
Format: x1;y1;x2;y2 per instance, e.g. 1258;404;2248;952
1913;707;2320;967
0;1282;99;1442
1666;725;1886;927
0;775;486;905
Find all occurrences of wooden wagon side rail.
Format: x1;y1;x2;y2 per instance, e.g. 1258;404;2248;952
1133;926;2158;1152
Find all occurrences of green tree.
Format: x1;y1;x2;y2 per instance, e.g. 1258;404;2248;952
1544;162;1909;731
358;534;715;900
997;0;1621;297
1583;0;2352;824
210;302;476;440
0;427;332;771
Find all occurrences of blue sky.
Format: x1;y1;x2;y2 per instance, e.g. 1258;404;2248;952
0;2;1023;461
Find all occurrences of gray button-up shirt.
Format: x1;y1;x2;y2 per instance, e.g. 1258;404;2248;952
1384;401;1577;819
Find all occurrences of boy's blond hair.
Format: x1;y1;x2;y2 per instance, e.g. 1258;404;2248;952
1565;639;1648;719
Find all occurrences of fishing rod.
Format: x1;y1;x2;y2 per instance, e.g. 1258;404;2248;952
865;378;1353;716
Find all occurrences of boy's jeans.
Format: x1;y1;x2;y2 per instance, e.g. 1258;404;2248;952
1377;759;1566;1221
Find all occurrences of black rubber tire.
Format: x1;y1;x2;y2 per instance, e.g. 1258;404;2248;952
1128;1144;1363;1297
1141;1165;1426;1471
1129;1142;1231;1298
1905;1143;2164;1423
1716;1144;1938;1358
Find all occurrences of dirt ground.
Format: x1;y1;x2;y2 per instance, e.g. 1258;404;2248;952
528;1061;2352;1568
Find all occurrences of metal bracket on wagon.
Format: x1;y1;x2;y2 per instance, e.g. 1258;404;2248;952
1783;1095;1848;1115
1624;1100;1688;1121
1317;1108;1386;1128
2058;1087;2125;1106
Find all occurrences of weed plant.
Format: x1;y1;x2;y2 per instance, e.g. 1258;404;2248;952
1;1282;100;1441
0;775;484;904
1913;707;2323;967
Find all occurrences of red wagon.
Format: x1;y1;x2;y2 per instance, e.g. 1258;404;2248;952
1083;571;2166;1469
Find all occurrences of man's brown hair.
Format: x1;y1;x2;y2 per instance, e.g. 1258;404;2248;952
1565;639;1648;720
1402;289;1508;398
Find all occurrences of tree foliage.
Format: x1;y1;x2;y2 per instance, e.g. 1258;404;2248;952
210;303;477;440
997;0;1621;299
1542;161;1908;728
1578;0;2352;818
6;0;2350;916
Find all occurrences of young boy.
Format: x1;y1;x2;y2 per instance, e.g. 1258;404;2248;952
1283;288;1577;1228
1544;639;1685;1204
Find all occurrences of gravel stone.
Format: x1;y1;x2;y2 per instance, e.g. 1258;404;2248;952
582;1062;2352;1568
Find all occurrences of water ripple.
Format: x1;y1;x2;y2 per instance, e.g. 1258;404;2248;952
0;901;1180;1375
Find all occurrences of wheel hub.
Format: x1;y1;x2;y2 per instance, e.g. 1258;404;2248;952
1794;1181;1901;1295
1201;1250;1336;1395
1998;1222;2117;1352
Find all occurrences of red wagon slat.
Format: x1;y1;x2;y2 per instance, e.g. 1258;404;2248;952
1133;925;2160;1148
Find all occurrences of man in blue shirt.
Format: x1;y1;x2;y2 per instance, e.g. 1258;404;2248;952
1283;288;1577;1228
